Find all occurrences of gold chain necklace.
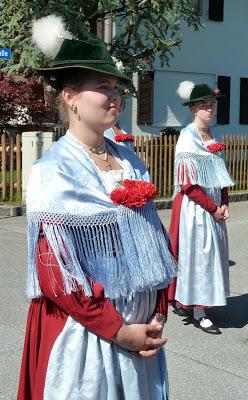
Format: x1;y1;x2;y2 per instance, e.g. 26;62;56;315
89;151;112;171
195;124;212;140
67;132;112;170
201;129;211;140
67;132;106;154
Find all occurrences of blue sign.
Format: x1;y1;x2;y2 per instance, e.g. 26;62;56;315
0;48;11;60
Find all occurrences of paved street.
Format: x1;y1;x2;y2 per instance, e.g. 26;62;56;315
0;201;247;400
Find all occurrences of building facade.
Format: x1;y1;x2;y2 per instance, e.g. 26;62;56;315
119;0;248;138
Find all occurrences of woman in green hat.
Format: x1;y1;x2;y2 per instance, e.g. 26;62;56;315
168;81;234;334
17;15;176;400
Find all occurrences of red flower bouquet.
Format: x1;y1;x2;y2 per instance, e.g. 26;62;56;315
114;133;135;143
207;142;225;153
110;180;157;208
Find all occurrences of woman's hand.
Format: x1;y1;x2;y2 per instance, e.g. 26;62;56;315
221;204;229;220
212;206;225;221
112;323;166;356
139;313;167;357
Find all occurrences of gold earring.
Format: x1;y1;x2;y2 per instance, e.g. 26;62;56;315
71;105;81;121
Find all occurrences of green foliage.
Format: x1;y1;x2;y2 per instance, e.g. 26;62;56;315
0;0;201;76
0;170;22;204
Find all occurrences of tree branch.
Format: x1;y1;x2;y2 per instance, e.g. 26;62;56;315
87;5;125;21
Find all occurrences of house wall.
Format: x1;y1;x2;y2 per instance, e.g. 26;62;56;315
119;0;248;137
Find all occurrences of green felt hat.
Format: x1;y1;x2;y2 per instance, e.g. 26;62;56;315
183;84;224;106
36;36;130;85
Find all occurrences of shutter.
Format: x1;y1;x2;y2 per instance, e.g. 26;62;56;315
217;76;230;125
209;0;224;21
137;72;154;125
240;78;248;124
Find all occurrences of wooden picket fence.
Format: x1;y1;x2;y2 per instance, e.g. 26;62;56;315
222;135;248;191
1;128;248;203
135;134;177;197
136;134;248;196
0;131;22;203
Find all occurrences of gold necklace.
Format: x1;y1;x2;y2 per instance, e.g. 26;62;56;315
195;124;212;140
201;130;211;140
90;151;112;171
67;132;106;154
66;132;112;170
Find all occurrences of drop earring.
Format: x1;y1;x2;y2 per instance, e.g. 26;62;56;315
71;105;81;121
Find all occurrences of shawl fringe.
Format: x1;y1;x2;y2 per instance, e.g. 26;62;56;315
26;203;176;300
173;152;234;196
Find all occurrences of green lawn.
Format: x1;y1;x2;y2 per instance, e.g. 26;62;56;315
0;170;22;204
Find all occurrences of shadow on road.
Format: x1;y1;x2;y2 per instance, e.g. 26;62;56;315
208;294;248;329
179;294;248;329
229;259;236;267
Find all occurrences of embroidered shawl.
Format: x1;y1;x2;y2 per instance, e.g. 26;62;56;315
173;123;234;196
26;134;176;300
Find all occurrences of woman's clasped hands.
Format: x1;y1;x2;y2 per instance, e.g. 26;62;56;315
212;205;229;221
112;316;167;358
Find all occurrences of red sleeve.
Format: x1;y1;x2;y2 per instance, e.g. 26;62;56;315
36;237;123;340
182;182;217;213
155;222;170;320
154;288;168;320
221;187;229;205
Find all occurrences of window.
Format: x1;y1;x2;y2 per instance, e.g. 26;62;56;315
191;0;200;12
240;78;248;124
217;76;230;125
191;0;203;16
191;1;209;20
96;19;113;42
137;72;154;125
152;71;215;128
209;0;224;22
96;20;105;39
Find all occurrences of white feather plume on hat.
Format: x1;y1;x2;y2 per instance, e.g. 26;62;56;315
177;81;195;100
32;15;73;59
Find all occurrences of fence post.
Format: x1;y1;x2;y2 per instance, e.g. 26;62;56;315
16;133;22;198
9;134;14;202
1;133;7;202
22;131;54;204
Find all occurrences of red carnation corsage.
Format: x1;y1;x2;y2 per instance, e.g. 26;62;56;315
114;133;135;143
207;142;225;153
110;179;157;208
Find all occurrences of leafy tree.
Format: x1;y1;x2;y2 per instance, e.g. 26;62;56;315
0;73;52;128
0;0;201;76
0;1;201;125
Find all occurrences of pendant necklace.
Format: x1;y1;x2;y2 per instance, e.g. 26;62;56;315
67;132;112;170
196;124;212;140
87;150;112;171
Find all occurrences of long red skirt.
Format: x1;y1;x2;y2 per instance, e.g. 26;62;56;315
17;298;68;400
